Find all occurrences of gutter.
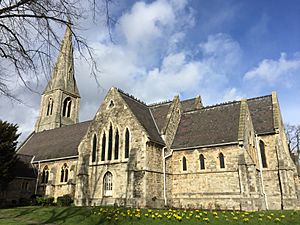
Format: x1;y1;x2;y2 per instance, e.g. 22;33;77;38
172;141;238;151
32;155;78;163
255;134;268;210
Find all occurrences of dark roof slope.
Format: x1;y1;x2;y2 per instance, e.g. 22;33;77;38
247;95;274;134
14;154;37;178
119;92;164;145
172;102;241;149
17;121;91;161
149;102;172;132
181;98;197;112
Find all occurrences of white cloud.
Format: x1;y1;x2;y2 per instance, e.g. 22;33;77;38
222;88;242;102
244;52;300;85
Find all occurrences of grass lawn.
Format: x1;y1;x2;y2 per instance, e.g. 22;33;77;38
0;206;299;225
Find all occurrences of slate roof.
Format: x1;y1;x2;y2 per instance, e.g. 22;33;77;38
172;102;241;149
181;98;197;112
119;92;165;145
149;102;172;132
247;95;275;134
14;154;37;178
17;121;91;161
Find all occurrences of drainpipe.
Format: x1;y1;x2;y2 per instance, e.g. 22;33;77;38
255;134;269;210
35;161;40;195
162;147;167;206
163;147;173;206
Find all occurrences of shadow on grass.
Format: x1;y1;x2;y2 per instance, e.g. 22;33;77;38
42;207;115;225
0;206;39;219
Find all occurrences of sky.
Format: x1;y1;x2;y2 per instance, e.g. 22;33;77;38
1;0;300;143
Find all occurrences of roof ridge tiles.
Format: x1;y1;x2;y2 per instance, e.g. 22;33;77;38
148;100;172;107
183;100;240;113
117;88;147;106
246;94;272;101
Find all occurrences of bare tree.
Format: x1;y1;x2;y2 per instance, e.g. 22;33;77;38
0;0;116;99
285;123;300;164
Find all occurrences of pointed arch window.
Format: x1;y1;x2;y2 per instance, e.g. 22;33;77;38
108;124;113;160
199;154;205;170
62;97;72;117
182;156;187;171
259;140;268;168
41;166;49;184
46;98;54;116
219;152;225;168
91;134;97;162
103;172;113;196
125;128;130;159
114;129;119;160
60;163;69;183
101;132;106;161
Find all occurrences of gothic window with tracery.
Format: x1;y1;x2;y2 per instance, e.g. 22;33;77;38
62;97;72;117
219;152;225;168
114;129;119;160
199;154;205;170
182;156;187;171
92;134;97;162
259;140;268;168
60;163;69;183
103;172;113;196
125;128;130;159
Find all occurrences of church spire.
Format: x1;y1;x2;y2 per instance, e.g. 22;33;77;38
43;23;80;97
35;24;80;132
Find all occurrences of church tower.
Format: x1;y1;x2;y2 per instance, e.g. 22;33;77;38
35;24;80;133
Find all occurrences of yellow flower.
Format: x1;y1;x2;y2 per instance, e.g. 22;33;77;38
243;218;249;222
280;214;286;218
258;218;263;221
233;216;238;220
274;218;281;222
203;217;210;223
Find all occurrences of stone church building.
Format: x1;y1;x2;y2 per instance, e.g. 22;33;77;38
16;26;300;210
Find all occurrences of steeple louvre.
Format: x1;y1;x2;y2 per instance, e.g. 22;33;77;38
35;24;80;133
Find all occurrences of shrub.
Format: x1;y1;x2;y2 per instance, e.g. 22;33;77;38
36;196;54;206
57;194;73;206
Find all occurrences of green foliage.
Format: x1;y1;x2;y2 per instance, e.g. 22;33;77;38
0;120;20;191
36;196;55;206
57;194;73;206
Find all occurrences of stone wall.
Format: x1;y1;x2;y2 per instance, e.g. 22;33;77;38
170;145;243;209
35;158;77;200
76;88;152;207
0;177;36;207
258;133;300;209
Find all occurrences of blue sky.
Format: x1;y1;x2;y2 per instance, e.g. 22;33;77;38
1;0;300;141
